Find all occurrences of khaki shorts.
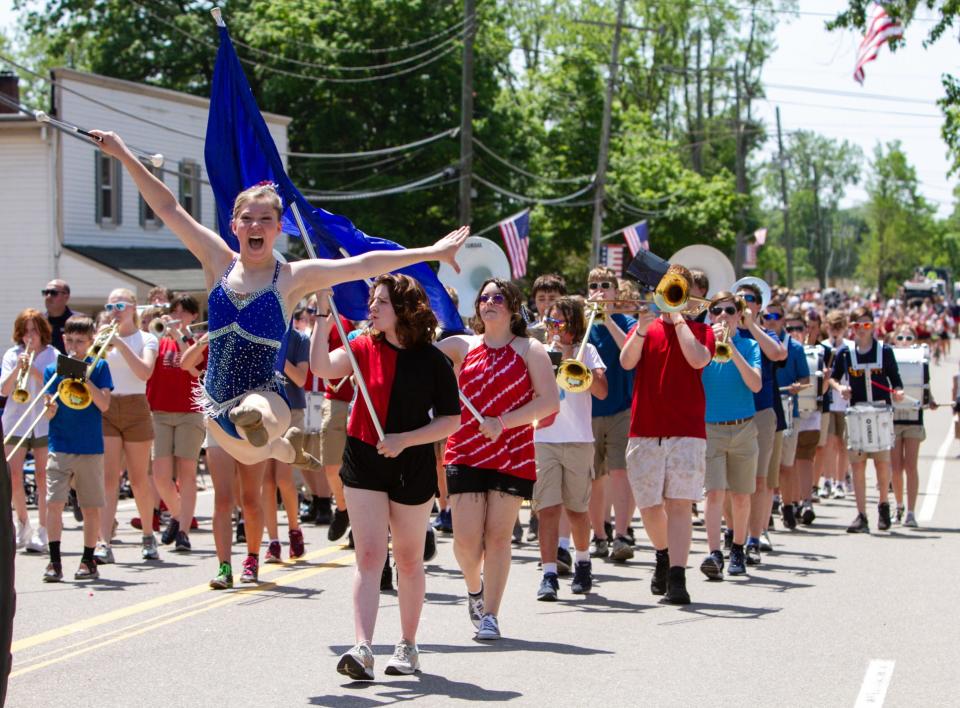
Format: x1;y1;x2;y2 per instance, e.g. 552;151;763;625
827;411;847;439
754;408;777;481
626;436;706;508
849;449;891;464
532;442;594;513
795;430;820;461
768;430;784;487
47;452;104;508
152;411;205;460
780;428;799;467
705;421;758;495
894;424;926;442
5;434;48;452
592;409;630;475
103;394;154;442
818;412;830;446
319;398;348;467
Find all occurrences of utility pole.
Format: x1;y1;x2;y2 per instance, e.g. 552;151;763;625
812;162;825;288
589;0;626;268
776;106;792;287
733;63;747;277
693;31;703;174
458;0;475;226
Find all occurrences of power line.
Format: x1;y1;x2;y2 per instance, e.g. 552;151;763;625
765;96;941;119
288;128;458;159
472;173;596;205
765;82;938;106
302;168;456;201
472;137;594;184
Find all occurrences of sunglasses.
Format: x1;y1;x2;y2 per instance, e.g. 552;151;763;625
41;289;64;297
763;312;783;321
895;334;915;342
738;293;758;303
710;305;738;316
306;307;318;315
104;302;129;312
785;325;806;333
543;316;567;330
479;293;506;305
853;321;874;330
588;282;613;290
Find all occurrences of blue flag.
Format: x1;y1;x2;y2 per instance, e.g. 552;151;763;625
204;25;464;331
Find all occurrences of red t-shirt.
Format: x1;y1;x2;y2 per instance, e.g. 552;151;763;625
629;318;715;439
304;316;355;403
146;336;203;413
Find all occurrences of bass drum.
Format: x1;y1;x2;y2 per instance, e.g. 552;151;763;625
437;236;511;318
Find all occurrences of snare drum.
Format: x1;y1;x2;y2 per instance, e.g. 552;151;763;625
892;345;928;415
304;392;325;434
845;404;895;453
798;345;823;414
781;393;794;437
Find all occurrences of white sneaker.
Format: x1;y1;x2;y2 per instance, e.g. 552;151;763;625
15;519;33;550
759;531;774;552
384;640;420;675
94;542;115;565
467;587;484;629
337;642;374;681
25;526;47;554
833;484;846;500
904;511;918;528
475;613;501;640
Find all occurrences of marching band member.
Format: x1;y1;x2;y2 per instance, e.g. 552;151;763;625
438;279;559;640
820;310;853;499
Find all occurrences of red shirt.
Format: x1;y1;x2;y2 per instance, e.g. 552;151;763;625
146;337;203;413
305;316;355;403
629;318;715;439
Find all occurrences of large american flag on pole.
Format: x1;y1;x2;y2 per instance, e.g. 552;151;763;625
599;244;625;276
623;220;649;257
499;209;531;279
853;2;903;85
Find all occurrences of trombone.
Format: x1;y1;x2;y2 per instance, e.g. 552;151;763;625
555;305;600;394
590;270;710;323
11;351;35;404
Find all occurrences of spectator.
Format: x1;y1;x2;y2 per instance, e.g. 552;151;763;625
42;280;73;353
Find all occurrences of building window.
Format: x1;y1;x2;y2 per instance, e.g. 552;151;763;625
94;153;122;226
139;159;163;229
179;159;202;220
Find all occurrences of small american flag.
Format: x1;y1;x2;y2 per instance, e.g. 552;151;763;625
600;244;625;276
623;220;649;257
853;3;903;85
498;209;531;279
754;227;768;245
743;242;758;270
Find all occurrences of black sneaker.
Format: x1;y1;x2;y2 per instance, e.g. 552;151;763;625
782;502;798;530
772;497;781;514
651;549;669;595
700;550;724;581
571;560;593;594
603;520;614;540
328;508;350;542
625;526;636;546
161;518;180;546
526;515;539;542
745;542;761;566
847;512;870;534
556;546;573;575
801;503;816;526
314;497;332;526
380;553;394;592
512;519;523;545
537;572;559;601
346;530;355;549
895;505;905;524
299;497;319;523
877;502;892;531
723;528;733;554
69;489;83;522
173;530;192;553
235;519;246;544
423;528;437;563
728;545;747;575
664;567;690;605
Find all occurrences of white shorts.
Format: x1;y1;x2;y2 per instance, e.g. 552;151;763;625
625;436;706;508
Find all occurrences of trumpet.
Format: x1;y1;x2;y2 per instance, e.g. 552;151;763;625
149;318;182;337
589;270;711;323
713;322;733;364
555;306;599;394
12;351;35;404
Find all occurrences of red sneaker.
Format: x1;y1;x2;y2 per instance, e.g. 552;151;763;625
289;528;305;559
132;510;161;532
264;540;282;564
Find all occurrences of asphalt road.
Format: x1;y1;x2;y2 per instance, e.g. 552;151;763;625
6;350;960;707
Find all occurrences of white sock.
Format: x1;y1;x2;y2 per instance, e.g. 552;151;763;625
543;562;558;576
558;537;570;551
575;549;590;563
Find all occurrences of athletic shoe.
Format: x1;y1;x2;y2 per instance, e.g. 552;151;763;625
264;540;283;564
590;536;610;559
664;567;690;605
895;505;905;524
235;519;246;544
526;514;539;541
801;502;816;526
74;561;99;580
610;535;635;562
25;526;47;554
571;560;593;594
15;519;32;550
767;515;775;531
314;497;332;526
603;520;614;540
556;546;573;575
700;550;724;581
141;535;160;561
381;555;394;592
328;508;350;542
432;508;453;534
240;555;259;583
42;562;63;583
847;512;870;534
337;642;375;681
782;502;798;530
69;489;83;522
759;531;773;553
877;502;892;531
625;526;636;546
651;549;669;596
820;480;833;498
728;546;747;575
467;587;484;628
691;502;704;527
475;613;501;640
537;572;559;601
210;562;233;590
299;497;319;523
161;518;180;546
131;510;161;533
511;519;523;545
723;528;733;554
346;530;355;550
93;542;114;565
904;511;918;528
745;542;761;566
384;640;420;676
423;528;437;563
772;496;781;514
833;483;846;500
173;531;192;553
810;486;822;503
289;528;305;559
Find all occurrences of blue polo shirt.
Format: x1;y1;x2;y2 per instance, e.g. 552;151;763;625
738;326;779;412
590;313;636;417
703;334;761;423
44;358;114;455
776;334;811;416
282;328;310;411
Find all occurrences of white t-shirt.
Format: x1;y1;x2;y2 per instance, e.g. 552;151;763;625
824;337;854;413
1;344;58;438
106;330;159;395
535;342;605;444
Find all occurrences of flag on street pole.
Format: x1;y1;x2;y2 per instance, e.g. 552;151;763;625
599;244;625;276
754;227;768;246
499;209;531;278
743;242;758;270
853;3;903;85
623;221;649;256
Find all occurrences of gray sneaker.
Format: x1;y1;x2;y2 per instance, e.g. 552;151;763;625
759;531;773;553
903;511;919;528
337;642;374;681
590;537;610;558
94;542;115;565
475;613;501;640
467;588;484;629
141;535;160;561
384;640;420;675
610;535;635;562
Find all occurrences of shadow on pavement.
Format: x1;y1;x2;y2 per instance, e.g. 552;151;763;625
330;639;613;658
673;601;783;620
311;674;523;705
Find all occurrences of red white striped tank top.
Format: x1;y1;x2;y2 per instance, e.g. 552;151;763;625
443;338;536;480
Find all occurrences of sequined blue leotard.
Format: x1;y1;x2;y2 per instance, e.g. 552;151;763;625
199;257;289;438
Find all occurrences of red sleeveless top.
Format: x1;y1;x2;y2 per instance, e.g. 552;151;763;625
444;338;536;480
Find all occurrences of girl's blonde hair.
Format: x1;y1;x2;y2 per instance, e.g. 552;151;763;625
109;288;141;328
232;183;283;221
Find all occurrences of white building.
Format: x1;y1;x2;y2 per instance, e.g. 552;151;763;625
0;67;290;336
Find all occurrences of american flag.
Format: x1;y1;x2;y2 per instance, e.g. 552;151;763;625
623;220;649;257
853;3;903;85
498;209;531;279
600;244;625;276
743;242;758;270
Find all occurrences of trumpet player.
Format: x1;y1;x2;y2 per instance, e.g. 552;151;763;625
1;309;58;553
41;315;114;582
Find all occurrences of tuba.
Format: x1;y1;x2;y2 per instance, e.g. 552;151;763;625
12;351;34;404
437;236;511;318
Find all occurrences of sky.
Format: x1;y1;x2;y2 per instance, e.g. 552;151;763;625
1;0;957;216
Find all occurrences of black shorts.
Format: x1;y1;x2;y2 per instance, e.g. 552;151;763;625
445;464;534;500
340;436;437;505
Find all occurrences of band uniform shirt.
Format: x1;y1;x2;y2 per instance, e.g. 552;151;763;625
702;334;760;424
830;341;903;406
590;313;637;418
776;334;811;418
43;358;113;455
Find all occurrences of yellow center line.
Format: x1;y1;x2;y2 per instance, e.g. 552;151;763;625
11;553;356;678
13;543;350;653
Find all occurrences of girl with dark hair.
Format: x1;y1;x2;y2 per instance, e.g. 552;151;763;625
435;278;559;641
310;274;461;680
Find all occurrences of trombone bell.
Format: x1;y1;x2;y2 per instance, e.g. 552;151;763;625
556;359;593;394
57;379;91;410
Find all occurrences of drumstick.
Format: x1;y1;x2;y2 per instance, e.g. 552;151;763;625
459;392;485;424
868;379;946;406
778;383;813;392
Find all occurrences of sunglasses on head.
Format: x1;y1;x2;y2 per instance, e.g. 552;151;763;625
785;325;806;333
543;316;567;330
479;293;506;305
588;282;613;290
104;302;129;312
42;289;64;297
854;321;873;330
895;334;915;342
709;305;738;316
738;292;758;303
763;312;783;321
